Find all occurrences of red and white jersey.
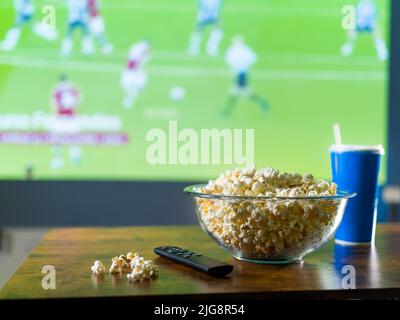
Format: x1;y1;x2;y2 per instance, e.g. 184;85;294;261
87;0;99;18
52;82;80;116
126;41;150;71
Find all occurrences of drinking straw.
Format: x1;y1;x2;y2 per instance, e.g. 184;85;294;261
333;123;342;145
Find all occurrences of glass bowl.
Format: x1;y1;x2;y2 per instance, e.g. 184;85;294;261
184;184;356;264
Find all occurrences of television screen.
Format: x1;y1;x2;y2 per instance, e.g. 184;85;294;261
0;0;388;181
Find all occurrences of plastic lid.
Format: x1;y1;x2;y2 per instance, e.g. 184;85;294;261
329;144;385;154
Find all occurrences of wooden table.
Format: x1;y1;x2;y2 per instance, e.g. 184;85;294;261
1;224;400;300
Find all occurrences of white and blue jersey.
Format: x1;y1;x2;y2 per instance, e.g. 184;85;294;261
67;0;88;31
13;0;34;25
356;1;377;32
197;0;221;26
225;42;257;88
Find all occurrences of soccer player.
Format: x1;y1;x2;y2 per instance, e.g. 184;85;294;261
87;0;113;54
50;75;82;169
0;0;58;51
340;0;388;61
61;0;94;57
221;36;268;117
120;40;151;108
188;0;223;56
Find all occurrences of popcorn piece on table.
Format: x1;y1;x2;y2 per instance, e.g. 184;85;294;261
126;252;135;261
109;254;133;274
118;254;132;272
109;256;120;274
129;252;144;267
127;253;158;282
91;260;106;275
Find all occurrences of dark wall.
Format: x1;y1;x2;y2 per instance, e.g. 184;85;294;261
388;0;400;186
0;181;199;226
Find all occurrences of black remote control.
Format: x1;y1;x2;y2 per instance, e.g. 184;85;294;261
154;246;233;277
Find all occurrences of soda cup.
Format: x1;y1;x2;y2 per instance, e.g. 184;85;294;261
330;144;384;245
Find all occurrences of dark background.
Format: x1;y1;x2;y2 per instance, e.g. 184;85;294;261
388;0;400;187
0;181;199;226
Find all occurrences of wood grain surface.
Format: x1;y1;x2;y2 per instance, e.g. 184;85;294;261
1;224;400;300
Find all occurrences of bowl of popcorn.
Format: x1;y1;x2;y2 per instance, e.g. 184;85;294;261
184;167;355;264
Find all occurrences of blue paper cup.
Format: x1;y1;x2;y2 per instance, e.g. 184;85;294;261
330;144;384;245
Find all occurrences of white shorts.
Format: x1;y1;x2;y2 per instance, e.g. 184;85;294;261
19;3;34;16
121;70;147;92
197;11;219;26
89;16;105;35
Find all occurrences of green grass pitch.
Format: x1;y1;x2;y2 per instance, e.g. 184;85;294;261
0;0;388;181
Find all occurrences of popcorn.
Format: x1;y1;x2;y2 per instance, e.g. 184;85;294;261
126;252;135;261
118;255;132;272
109;254;132;274
127;253;158;282
195;167;340;259
109;256;120;274
106;251;158;282
91;260;106;275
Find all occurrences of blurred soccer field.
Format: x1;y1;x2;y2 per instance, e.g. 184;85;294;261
0;0;388;181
